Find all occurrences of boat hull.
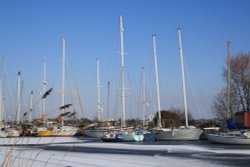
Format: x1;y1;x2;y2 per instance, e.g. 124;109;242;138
37;130;53;137
4;128;21;137
122;134;144;142
7;130;21;137
101;134;123;142
206;134;250;145
157;128;202;140
84;129;109;138
143;133;157;141
51;126;78;137
120;131;144;142
0;131;8;138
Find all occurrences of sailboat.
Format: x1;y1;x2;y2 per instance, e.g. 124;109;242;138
140;67;157;141
155;28;202;140
115;16;143;142
0;60;8;137
206;42;250;144
32;60;50;136
206;130;250;144
84;59;117;138
100;16;143;142
0;81;8;137
50;37;78;137
3;71;21;137
38;38;78;137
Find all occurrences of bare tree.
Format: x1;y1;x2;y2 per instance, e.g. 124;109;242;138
213;53;250;121
153;108;193;128
213;88;238;122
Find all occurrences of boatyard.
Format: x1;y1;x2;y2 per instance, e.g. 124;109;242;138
0;1;250;166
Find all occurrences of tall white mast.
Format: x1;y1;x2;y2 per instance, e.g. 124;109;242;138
120;16;126;127
42;59;47;124
96;58;101;121
152;34;162;128
142;66;146;127
21;80;24;123
61;37;66;126
1;58;6;122
107;81;110;121
16;71;21;124
29;90;33;122
177;28;189;127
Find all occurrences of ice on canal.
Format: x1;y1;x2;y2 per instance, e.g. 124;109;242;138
0;137;250;167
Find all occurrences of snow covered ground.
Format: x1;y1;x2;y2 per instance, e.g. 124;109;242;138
0;137;250;167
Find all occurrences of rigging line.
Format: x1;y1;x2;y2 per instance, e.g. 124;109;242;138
157;29;176;39
1;58;6;121
123;35;142;119
180;35;204;119
101;16;118;60
123;29;140;89
100;35;120;121
50;53;60;90
185;65;202;119
114;87;119;121
37;60;46;116
114;75;122;121
106;51;119;93
105;20;120;84
65;44;84;117
66;41;85;117
3;58;16;120
66;47;84;118
64;39;80;119
145;73;156;115
65;67;74;105
69;61;85;118
21;80;25;122
49;40;61;95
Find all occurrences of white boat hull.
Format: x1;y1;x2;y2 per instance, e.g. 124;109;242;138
6;129;21;137
84;126;119;138
0;131;8;138
51;126;78;136
157;127;202;140
206;133;250;145
84;129;109;138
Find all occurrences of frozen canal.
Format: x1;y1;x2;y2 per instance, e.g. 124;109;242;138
0;136;250;167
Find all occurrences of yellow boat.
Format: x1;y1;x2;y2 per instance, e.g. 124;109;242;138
37;130;52;137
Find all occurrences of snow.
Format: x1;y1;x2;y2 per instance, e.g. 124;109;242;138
0;137;250;167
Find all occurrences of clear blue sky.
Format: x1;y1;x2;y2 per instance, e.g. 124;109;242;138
0;0;250;121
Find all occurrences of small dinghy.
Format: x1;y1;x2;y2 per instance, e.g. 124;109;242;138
101;131;123;142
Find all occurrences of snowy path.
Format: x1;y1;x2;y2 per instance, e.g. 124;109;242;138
0;137;250;167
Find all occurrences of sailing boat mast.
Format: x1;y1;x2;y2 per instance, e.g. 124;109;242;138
120;16;126;127
96;58;102;121
177;28;189;128
227;41;231;119
1;58;6;122
61;37;66;126
142;66;146;127
107;81;110;121
42;59;47;124
16;71;21;124
29;91;33;122
152;34;162;128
